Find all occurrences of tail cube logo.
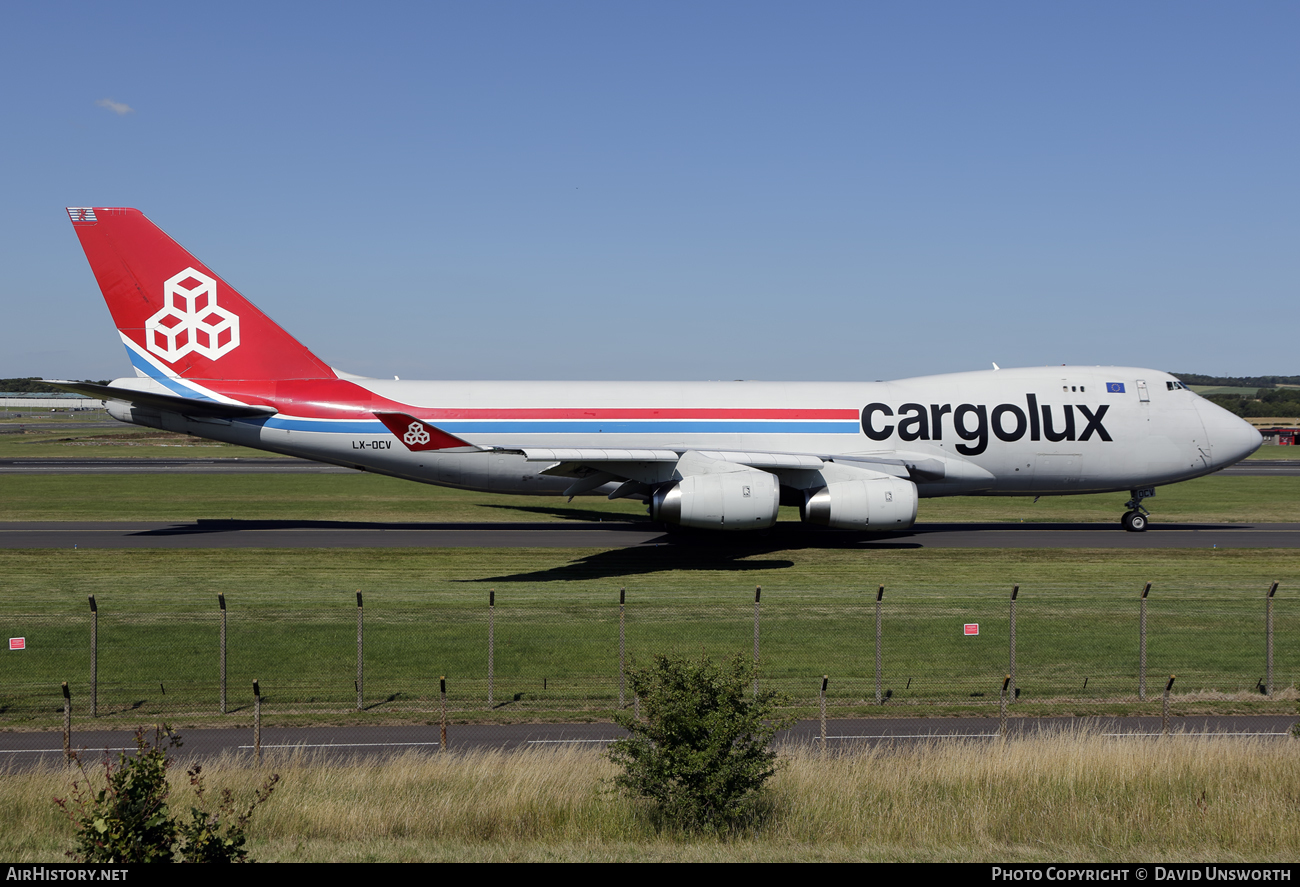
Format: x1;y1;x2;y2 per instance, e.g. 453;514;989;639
145;268;240;362
403;421;431;447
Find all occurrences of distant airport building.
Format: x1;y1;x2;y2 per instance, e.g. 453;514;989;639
0;392;106;410
1258;426;1298;446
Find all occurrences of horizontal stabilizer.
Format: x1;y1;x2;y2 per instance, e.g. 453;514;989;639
374;412;482;452
43;380;277;419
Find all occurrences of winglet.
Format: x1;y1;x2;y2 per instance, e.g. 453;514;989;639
374;412;479;451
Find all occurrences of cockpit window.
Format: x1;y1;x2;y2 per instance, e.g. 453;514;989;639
1166;381;1188;391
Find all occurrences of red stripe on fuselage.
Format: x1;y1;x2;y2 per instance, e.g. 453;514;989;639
196;379;861;421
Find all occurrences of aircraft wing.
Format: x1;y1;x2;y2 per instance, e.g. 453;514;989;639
517;447;826;469
511;446;941;480
43;380;278;419
377;412;970;500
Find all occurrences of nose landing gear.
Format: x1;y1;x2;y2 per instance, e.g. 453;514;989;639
1121;487;1155;532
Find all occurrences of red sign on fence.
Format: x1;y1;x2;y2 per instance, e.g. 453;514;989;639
963;624;979;636
9;637;25;650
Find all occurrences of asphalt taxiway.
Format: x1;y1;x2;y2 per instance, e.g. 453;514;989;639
1;519;1298;549
1;716;1293;770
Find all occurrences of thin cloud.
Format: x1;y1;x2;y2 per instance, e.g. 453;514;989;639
95;98;134;116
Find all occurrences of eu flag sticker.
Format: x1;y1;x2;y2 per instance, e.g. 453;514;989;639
1106;382;1126;393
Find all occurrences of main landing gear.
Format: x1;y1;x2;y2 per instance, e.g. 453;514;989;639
1121;487;1155;532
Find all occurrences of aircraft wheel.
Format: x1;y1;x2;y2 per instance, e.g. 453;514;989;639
1120;511;1135;530
1128;512;1148;532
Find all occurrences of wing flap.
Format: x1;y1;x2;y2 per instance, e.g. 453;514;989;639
519;447;681;462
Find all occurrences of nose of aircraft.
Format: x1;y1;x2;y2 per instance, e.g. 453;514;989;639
1197;399;1264;468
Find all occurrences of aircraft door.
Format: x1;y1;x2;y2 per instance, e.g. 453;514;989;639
1032;453;1084;491
433;453;463;486
1137;380;1150;403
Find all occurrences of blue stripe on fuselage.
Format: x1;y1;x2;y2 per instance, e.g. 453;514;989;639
246;417;861;435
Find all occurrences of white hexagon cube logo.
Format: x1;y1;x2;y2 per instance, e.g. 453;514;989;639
145;268;240;362
403;421;431;447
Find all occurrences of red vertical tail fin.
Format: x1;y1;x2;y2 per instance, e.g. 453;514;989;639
67;207;335;382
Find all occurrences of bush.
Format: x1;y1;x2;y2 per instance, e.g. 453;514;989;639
55;727;178;863
174;763;280;863
55;726;278;863
609;652;793;832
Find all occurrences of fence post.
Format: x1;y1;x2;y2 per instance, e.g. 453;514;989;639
440;676;447;753
488;590;495;709
88;596;97;719
619;588;626;709
1139;582;1151;700
998;671;1008;733
218;594;227;715
62;682;71;762
753;586;761;698
356;591;364;711
1266;582;1278;697
253;680;262;764
875;586;884;705
1162;675;1175;735
1009;585;1019;702
819;675;828;753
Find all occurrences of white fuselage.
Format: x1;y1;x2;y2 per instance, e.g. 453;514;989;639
108;365;1262;500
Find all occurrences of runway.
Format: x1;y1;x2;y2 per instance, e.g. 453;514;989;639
2;716;1293;769
2;519;1298;549
1216;460;1300;476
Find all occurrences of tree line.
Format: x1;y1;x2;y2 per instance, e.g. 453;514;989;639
0;377;109;393
1171;373;1300;388
1197;386;1300;419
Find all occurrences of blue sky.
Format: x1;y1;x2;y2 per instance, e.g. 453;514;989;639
2;2;1296;382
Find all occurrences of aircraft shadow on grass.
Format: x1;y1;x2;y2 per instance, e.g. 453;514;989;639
469;524;923;583
125;517;1254;583
127;517;923;582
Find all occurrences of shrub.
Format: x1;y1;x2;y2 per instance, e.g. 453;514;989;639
609;652;792;833
55;726;278;863
174;764;280;863
55;727;178;863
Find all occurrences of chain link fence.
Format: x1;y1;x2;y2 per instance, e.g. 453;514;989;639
1;582;1292;723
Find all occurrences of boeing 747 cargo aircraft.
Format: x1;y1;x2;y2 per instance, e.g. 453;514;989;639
53;207;1262;532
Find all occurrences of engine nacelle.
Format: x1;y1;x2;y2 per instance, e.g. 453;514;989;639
803;477;918;530
651;469;781;530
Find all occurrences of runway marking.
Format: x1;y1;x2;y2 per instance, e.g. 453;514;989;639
819;731;1291;740
526;738;617;745
0;747;137;755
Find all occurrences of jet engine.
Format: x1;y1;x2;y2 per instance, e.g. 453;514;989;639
803;476;918;530
651;468;781;530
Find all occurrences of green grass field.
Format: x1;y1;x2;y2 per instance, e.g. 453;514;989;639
2;546;1295;724
1;444;1296;725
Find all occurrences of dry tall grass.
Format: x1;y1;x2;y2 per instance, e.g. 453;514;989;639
5;729;1298;862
